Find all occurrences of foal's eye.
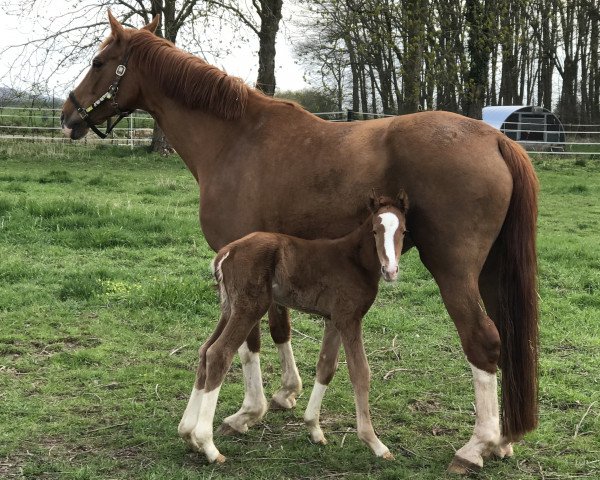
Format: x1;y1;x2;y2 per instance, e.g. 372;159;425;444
92;58;103;68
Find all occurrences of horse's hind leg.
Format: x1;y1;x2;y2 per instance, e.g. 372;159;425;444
269;304;303;410
190;302;270;463
219;324;269;434
478;246;513;459
178;310;229;443
429;266;503;473
304;320;342;445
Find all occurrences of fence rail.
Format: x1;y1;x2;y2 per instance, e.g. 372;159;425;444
1;106;599;156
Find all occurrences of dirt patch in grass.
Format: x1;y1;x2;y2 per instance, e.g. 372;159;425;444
408;398;442;414
0;453;25;479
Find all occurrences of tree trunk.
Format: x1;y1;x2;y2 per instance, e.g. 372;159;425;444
401;0;425;114
150;122;175;155
463;0;492;118
256;0;283;96
150;0;176;154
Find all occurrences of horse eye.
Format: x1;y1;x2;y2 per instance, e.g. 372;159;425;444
372;230;377;235
92;58;103;68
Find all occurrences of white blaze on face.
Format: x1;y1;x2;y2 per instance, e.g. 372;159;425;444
378;212;400;275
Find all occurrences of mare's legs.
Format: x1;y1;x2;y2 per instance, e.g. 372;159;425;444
477;247;514;459
269;304;303;409
335;314;392;459
304;320;342;444
178;311;229;442
220;324;269;434
190;302;270;463
422;248;503;473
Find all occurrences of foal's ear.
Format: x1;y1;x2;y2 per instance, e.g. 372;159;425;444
396;189;409;213
107;10;125;41
143;14;160;34
368;188;380;213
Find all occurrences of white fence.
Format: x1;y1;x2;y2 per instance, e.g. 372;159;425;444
0;106;154;146
1;106;599;156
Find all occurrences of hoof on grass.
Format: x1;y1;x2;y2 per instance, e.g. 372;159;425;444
381;451;395;461
447;456;481;475
270;397;296;411
217;422;244;436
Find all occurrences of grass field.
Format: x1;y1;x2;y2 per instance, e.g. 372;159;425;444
0;142;599;480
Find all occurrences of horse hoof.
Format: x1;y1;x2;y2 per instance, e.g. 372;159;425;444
309;434;328;445
382;451;395;461
447;456;481;475
492;442;514;459
270;397;295;411
217;422;244;436
214;453;226;464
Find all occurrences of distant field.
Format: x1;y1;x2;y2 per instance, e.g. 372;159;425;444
0;142;598;479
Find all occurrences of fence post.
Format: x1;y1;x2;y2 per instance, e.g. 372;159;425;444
347;109;353;122
129;113;133;150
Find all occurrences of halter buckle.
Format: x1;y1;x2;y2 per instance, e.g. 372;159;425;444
115;65;126;76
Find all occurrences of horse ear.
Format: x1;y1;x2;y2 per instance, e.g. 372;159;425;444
368;188;379;213
107;10;125;41
143;14;160;34
396;189;409;213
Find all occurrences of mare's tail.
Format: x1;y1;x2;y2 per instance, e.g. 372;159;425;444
496;136;540;440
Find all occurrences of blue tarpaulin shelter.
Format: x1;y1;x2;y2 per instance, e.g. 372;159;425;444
482;105;566;144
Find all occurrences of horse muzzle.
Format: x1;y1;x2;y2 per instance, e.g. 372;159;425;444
60;110;89;140
381;265;399;282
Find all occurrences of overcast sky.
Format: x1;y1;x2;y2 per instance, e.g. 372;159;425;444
0;2;309;97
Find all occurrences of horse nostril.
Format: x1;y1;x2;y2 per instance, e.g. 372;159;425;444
395;265;399;273
381;266;386;275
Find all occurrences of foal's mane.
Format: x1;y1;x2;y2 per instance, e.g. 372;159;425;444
128;30;249;120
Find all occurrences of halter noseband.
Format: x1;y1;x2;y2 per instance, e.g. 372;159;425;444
69;48;133;139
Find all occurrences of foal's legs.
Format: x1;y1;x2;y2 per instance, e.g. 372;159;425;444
269;304;303;410
335;314;393;459
190;304;269;463
304;320;342;444
220;324;269;434
178;311;229;443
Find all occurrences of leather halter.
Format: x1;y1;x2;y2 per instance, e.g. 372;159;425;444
68;49;133;139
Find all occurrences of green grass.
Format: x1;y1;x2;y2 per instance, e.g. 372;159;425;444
0;142;599;479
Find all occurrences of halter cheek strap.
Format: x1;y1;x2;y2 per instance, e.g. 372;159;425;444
69;49;133;139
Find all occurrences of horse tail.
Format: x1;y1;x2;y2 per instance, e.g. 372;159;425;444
496;136;540;441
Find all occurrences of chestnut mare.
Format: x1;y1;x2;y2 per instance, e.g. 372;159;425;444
61;13;539;473
179;193;408;463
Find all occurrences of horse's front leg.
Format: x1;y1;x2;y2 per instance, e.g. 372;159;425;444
268;304;303;410
219;324;268;434
304;320;342;444
336;314;393;459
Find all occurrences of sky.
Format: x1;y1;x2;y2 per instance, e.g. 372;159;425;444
0;1;309;98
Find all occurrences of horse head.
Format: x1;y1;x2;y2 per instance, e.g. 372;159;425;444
61;11;159;140
369;190;409;282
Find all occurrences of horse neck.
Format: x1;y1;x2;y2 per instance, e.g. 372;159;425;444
135;76;244;180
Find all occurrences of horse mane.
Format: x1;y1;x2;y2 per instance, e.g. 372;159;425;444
128;30;249;120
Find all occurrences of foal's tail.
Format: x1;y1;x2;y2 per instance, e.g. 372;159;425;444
496;137;540;441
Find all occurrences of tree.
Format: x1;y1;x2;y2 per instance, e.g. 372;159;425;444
276;88;339;112
1;0;284;150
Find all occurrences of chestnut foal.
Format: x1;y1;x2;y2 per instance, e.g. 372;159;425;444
178;193;408;463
